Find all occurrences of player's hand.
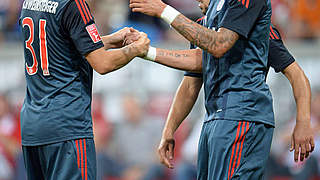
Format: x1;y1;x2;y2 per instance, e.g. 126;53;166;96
290;121;315;162
123;28;140;46
157;135;175;169
130;32;150;57
107;27;131;48
129;0;167;18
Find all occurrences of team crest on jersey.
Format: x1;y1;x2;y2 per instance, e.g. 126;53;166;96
86;24;102;43
217;0;225;11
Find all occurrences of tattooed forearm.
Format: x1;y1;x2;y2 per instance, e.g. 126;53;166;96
171;14;239;58
154;48;202;72
158;51;190;58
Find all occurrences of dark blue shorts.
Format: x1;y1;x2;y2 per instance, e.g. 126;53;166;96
22;138;96;180
197;120;274;180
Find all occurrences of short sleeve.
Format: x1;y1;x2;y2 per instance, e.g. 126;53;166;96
61;1;104;56
268;25;295;73
268;39;295;73
220;0;266;38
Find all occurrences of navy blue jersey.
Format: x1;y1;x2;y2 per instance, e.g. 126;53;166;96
186;22;295;76
201;0;274;125
20;0;104;146
267;25;295;73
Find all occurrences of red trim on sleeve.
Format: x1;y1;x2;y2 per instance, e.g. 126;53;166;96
83;0;93;20
269;32;275;39
196;16;206;23
270;26;279;39
238;0;249;8
75;0;88;24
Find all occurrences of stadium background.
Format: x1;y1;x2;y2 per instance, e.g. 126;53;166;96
0;0;320;179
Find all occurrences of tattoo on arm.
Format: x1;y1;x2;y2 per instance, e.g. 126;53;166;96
171;15;239;57
158;51;190;58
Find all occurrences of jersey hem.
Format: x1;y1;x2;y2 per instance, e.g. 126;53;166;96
22;134;94;146
204;117;275;127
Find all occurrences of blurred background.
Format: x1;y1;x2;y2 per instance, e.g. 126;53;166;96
0;0;320;179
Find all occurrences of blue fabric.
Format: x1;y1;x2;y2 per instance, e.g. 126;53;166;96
197;120;273;180
201;0;274;126
23;138;96;180
20;0;103;146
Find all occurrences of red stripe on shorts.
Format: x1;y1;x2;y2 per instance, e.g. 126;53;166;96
75;140;80;168
84;139;88;180
228;121;242;180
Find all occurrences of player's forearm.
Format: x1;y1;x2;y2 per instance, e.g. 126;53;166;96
86;46;137;74
162;77;202;136
153;48;202;72
283;62;311;124
170;15;238;58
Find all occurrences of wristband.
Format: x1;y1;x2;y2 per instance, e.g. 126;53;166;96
144;46;157;61
160;5;181;25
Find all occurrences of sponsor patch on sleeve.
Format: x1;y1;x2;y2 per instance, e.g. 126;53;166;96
86;24;102;43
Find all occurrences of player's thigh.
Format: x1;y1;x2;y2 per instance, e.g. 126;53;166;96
22;146;45;180
197;122;209;180
205;120;245;180
231;123;274;180
42;138;96;180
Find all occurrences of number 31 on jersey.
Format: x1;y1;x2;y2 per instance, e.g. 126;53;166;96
22;17;50;76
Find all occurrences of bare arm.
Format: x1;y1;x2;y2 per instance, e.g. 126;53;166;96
282;61;315;162
158;76;203;168
154;48;202;72
85;33;150;75
171;15;238;58
283;62;311;126
129;1;239;58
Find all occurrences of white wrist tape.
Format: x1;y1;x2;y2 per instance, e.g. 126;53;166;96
144;46;157;61
160;5;181;25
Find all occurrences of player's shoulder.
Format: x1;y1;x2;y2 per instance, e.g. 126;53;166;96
269;24;282;40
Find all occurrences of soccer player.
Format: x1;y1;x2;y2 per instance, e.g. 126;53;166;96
19;0;149;179
129;0;314;179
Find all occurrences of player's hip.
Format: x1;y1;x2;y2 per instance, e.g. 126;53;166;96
197;120;273;180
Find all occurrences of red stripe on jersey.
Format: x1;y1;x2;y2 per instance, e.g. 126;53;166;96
83;0;93;20
80;0;90;23
79;0;90;23
228;122;242;180
269;32;275;39
242;0;246;6
196;16;206;23
270;26;279;39
75;0;87;24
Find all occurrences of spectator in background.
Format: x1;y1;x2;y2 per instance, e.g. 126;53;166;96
112;94;163;180
0;0;20;42
92;94;124;180
266;90;320;180
0;94;20;180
